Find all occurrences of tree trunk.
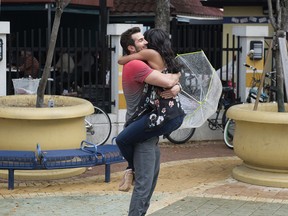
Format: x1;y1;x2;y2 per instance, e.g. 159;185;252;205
274;38;285;111
268;0;286;112
36;0;70;107
155;0;170;33
281;0;288;30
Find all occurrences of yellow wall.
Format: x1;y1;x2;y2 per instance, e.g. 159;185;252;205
222;5;273;89
118;64;126;109
222;6;272;62
224;6;263;16
245;55;265;87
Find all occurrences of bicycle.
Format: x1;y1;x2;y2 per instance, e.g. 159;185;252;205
163;127;196;144
243;63;276;103
49;79;112;146
163;71;198;144
207;84;241;150
165;83;237;145
223;63;276;149
86;104;191;145
208;85;236;131
85;106;112;145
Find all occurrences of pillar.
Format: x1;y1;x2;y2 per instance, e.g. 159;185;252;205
0;22;10;96
107;23;143;134
232;26;269;102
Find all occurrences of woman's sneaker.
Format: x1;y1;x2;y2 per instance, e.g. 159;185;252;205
119;169;134;192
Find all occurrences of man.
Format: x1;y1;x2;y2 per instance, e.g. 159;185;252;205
55;51;75;94
19;51;39;79
119;27;180;216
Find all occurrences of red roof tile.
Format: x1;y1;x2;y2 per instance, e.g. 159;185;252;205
172;0;223;17
111;0;223;18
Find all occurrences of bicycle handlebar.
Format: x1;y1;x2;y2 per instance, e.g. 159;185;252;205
243;63;257;71
222;86;233;92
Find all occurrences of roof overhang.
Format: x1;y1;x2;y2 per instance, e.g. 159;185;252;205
0;4;100;15
201;0;271;8
0;0;113;8
176;14;223;23
109;14;155;24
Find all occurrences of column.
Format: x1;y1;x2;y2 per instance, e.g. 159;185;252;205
107;23;143;134
232;26;269;102
0;22;10;96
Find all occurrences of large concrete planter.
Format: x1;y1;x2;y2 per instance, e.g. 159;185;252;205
227;103;288;187
0;95;94;180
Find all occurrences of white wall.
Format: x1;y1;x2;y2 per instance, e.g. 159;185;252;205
107;24;143;141
0;22;10;96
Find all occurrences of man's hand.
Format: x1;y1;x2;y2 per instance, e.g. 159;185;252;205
160;84;181;99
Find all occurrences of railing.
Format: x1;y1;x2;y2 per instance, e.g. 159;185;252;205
171;18;241;100
6;27;113;112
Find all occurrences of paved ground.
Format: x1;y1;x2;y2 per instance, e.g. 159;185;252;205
1;140;288;216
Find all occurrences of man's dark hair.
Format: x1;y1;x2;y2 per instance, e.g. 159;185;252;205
120;27;141;55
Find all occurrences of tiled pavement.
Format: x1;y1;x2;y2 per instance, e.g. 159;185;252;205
150;196;288;216
1;142;288;216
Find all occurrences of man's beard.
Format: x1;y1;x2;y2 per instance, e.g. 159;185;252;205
135;46;147;53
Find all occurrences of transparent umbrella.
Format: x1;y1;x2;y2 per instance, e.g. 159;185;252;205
176;50;222;128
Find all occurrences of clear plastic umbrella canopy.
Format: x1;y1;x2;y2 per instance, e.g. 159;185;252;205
176;51;222;128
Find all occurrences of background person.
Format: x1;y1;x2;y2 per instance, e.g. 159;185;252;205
76;51;97;86
19;50;39;78
55;51;75;94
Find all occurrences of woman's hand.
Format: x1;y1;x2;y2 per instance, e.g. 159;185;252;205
160;84;181;99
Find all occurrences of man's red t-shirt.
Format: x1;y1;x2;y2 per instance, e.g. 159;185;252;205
122;60;153;121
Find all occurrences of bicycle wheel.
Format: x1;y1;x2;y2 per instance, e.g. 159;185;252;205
85;106;112;145
165;128;196;144
223;118;235;149
222;102;242;128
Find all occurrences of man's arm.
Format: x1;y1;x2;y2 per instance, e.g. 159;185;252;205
144;70;180;88
19;58;32;72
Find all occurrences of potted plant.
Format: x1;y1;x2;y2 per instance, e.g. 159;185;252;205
227;0;288;187
0;0;94;179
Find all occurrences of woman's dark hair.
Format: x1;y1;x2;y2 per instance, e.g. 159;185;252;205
144;28;182;73
120;27;141;55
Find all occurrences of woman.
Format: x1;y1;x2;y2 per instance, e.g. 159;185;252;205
116;28;185;191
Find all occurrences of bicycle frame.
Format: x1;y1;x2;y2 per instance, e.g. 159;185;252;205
207;86;235;132
244;63;276;103
223;63;276;149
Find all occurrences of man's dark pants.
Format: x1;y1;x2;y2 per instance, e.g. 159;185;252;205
128;137;160;216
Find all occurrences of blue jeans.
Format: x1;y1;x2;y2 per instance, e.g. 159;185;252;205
116;113;184;170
